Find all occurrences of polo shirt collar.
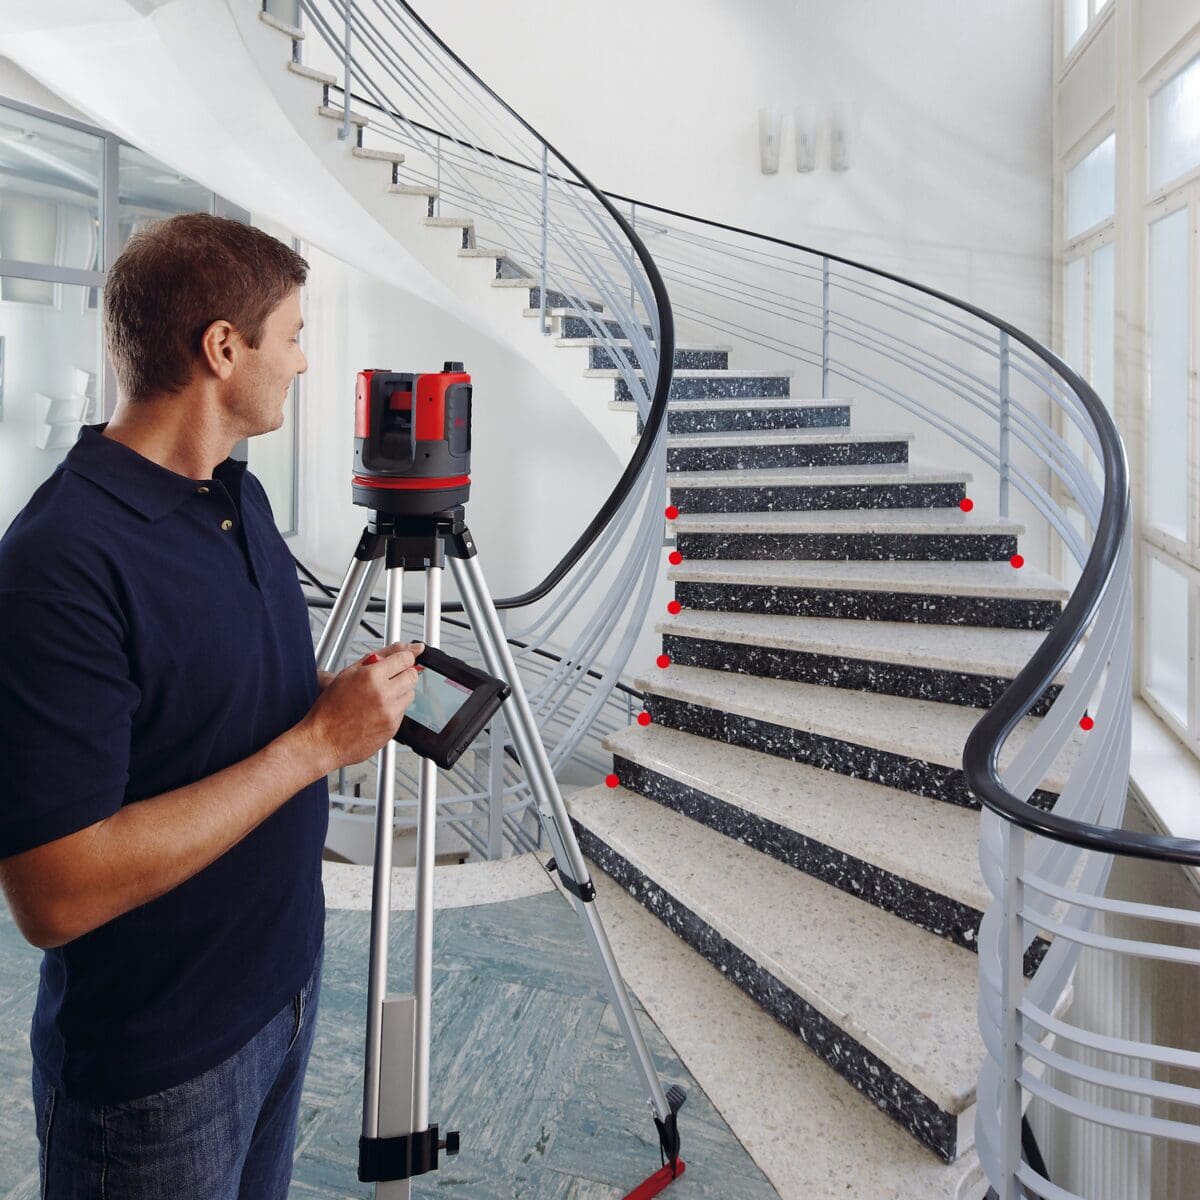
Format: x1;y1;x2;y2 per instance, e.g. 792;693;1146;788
61;423;248;522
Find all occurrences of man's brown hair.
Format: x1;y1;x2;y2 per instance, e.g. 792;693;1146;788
103;212;309;404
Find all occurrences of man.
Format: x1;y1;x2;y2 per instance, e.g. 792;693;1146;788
0;212;422;1198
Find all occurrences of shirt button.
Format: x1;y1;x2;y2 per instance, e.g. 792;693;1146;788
220;519;234;531
196;486;210;495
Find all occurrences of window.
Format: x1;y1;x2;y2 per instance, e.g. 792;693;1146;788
1064;0;1113;58
0;98;301;540
1065;134;1115;239
1149;51;1200;193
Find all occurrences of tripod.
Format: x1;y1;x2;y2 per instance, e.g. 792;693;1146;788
314;505;686;1198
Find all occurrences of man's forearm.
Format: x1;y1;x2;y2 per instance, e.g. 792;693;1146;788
48;725;334;948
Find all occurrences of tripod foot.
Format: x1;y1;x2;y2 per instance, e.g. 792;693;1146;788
623;1160;687;1200
623;1082;686;1198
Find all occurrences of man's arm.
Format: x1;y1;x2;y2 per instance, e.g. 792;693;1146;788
0;642;422;951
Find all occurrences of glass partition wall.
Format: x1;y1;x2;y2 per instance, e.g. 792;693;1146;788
0;97;299;536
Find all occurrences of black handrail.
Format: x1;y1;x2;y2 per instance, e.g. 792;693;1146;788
310;5;1187;865
306;0;673;618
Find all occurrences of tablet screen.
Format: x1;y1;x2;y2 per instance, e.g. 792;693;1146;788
405;664;474;734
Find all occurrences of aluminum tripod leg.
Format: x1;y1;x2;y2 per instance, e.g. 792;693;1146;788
448;551;681;1143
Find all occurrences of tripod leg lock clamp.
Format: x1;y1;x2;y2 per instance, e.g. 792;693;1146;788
653;1085;687;1176
545;857;596;902
357;1124;460;1182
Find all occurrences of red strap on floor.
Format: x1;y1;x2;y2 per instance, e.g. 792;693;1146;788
622;1160;686;1200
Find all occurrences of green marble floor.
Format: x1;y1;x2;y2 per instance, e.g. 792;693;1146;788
0;887;779;1199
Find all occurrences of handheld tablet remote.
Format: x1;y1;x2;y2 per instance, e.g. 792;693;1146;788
394;645;511;769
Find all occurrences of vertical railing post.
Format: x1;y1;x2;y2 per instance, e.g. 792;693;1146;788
998;820;1026;1200
435;139;442;217
539;145;549;335
821;256;831;399
337;0;352;141
999;330;1011;518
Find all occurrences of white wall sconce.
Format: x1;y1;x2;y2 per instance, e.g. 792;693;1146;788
829;100;857;172
758;107;782;174
793;103;818;172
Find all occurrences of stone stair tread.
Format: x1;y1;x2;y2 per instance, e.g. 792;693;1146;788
458;245;509;257
261;10;305;38
602;722;988;913
424;215;474;227
389;183;441;197
655;608;1076;682
669;507;1024;535
567;782;982;1114
669;557;1067;600
316;104;371;125
632;663;1082;792
351;145;405;163
610;397;853;413
664;429;913;448
667;465;957;488
556;338;731;351
287;61;334;84
569;862;982;1198
585;367;792;379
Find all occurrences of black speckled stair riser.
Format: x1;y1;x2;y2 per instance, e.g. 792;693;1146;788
561;314;654;339
642;694;1059;812
638;405;851;435
616;375;790;402
660;634;1061;715
528;287;602;311
612;756;984;953
570;822;961;1162
674;531;1019;562
667;441;908;472
668;481;963;513
590;346;728;371
674;581;1061;631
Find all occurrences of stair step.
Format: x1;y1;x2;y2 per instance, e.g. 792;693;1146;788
586;368;792;381
631;663;1079;806
566;783;982;1161
664;429;911;471
388;183;440;197
351;145;405;164
557;338;732;352
260;10;305;38
574;861;983;1196
316;104;370;126
667;462;966;511
458;245;509;258
603;721;988;941
287;62;334;86
669;506;1023;562
655;609;1069;713
668;557;1065;629
425;215;474;228
613;396;854;434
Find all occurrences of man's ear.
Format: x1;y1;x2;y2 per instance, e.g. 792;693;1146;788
199;319;238;382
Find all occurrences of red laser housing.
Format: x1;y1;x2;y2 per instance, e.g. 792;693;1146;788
352;362;473;513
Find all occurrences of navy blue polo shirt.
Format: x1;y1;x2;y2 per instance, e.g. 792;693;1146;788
0;422;327;1103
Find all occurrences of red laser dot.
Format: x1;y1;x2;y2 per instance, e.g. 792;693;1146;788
1010;554;1024;569
1080;715;1094;731
959;497;974;512
665;505;679;520
668;550;683;565
667;600;682;614
637;711;652;726
657;654;671;668
605;773;619;788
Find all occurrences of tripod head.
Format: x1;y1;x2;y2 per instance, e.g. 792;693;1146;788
352;362;473;515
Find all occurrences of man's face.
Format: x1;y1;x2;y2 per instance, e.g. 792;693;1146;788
232;287;307;437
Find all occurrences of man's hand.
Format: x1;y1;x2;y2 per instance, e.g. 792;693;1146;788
317;669;334;693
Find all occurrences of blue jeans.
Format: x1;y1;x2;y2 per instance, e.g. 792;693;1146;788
32;939;324;1200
